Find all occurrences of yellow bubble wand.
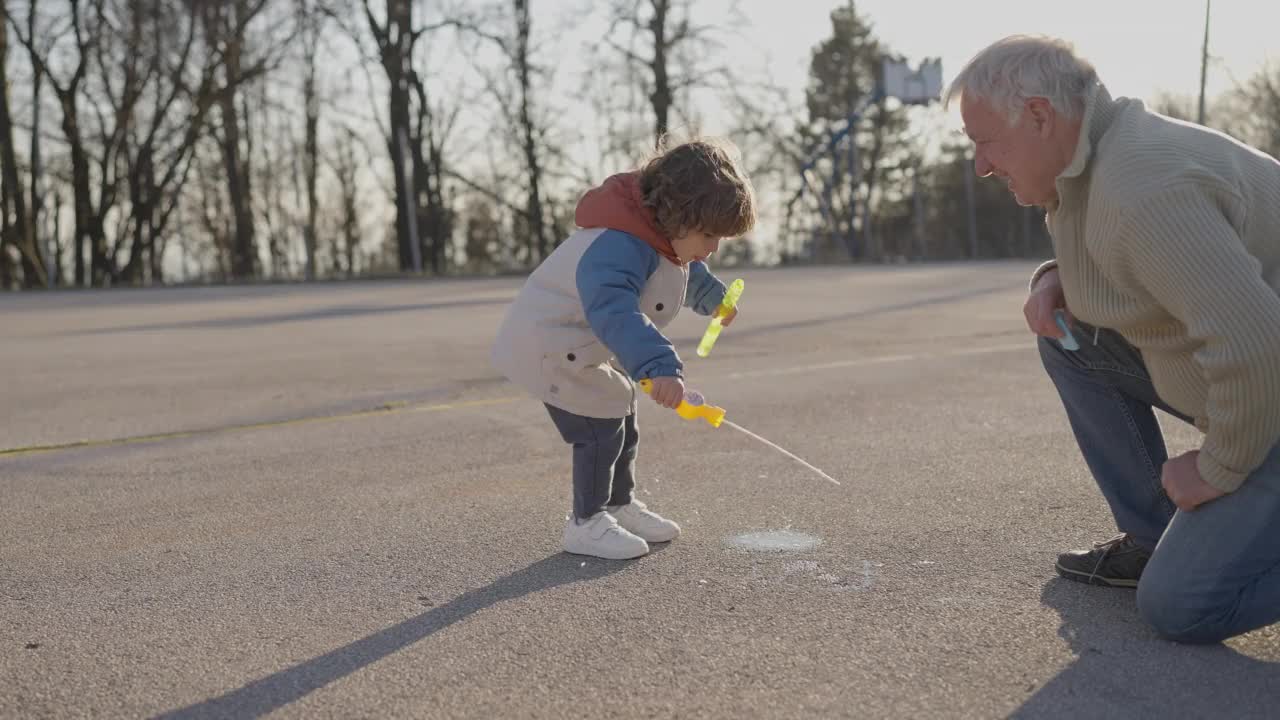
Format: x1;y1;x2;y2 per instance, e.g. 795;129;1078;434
637;379;726;427
635;379;840;485
696;278;744;357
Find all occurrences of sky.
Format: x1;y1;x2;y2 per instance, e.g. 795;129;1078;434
536;0;1275;135
314;1;1278;185
732;0;1270;113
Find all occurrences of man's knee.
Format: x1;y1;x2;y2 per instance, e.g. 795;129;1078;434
1136;581;1233;645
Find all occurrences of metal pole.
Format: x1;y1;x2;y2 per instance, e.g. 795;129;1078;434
1198;0;1211;125
964;155;978;259
912;166;925;261
826;130;839;258
846;107;858;260
849;128;859;260
1023;205;1032;257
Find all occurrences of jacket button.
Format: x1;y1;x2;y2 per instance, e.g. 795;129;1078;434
567;353;576;361
655;303;665;311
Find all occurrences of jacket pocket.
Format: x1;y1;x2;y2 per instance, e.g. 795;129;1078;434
540;339;631;414
546;339;613;371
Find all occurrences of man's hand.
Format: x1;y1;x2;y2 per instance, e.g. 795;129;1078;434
718;306;738;327
1162;450;1227;511
1024;268;1070;338
647;376;685;409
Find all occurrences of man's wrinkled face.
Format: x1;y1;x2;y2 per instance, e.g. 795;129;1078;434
961;94;1063;207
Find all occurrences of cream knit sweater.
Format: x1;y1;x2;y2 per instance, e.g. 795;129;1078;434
1035;84;1280;493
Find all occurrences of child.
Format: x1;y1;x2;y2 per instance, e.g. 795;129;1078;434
491;138;757;560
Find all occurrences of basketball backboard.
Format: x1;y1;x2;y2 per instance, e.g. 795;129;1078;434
881;58;943;105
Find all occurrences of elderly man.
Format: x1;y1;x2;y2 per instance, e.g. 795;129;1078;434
947;35;1280;644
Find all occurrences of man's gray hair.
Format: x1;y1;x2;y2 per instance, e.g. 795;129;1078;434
944;35;1098;124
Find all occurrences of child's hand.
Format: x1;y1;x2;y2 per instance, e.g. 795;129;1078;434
647;376;685;409
718;306;738;327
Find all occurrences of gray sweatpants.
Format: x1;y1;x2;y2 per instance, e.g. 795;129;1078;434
544;404;638;519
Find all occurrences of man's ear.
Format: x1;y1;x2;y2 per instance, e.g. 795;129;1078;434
1024;97;1056;137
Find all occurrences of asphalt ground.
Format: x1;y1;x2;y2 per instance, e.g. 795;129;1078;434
3;262;1277;718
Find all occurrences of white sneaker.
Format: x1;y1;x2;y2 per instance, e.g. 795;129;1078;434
562;512;650;560
607;500;680;543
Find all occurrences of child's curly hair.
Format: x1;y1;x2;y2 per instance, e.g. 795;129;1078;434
638;137;757;240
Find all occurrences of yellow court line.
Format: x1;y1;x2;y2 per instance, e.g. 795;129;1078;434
0;396;522;459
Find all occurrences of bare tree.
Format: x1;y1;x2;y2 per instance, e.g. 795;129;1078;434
599;0;733;148
294;0;324;279
353;0;463;274
117;0;276;285
0;1;33;288
197;1;269;280
461;195;501;272
362;0;418;272
13;0;100;285
1154;92;1196;122
21;0;277;287
1221;63;1280;160
722;79;809;263
511;0;547;260
25;0;45;284
1;0;51;288
407;65;454;273
451;0;553;266
254;76;293;278
192;139;231;279
113;0;178;285
13;0;237;286
0;170;9;289
327;124;363;277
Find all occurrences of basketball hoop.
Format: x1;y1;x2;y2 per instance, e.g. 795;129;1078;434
880;57;943;105
787;56;944;261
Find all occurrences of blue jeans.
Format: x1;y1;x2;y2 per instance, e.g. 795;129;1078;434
1040;326;1280;643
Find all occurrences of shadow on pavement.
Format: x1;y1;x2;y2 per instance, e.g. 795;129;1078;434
1012;578;1280;719
154;551;635;719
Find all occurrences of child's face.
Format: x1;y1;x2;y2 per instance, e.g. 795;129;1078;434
672;229;721;265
